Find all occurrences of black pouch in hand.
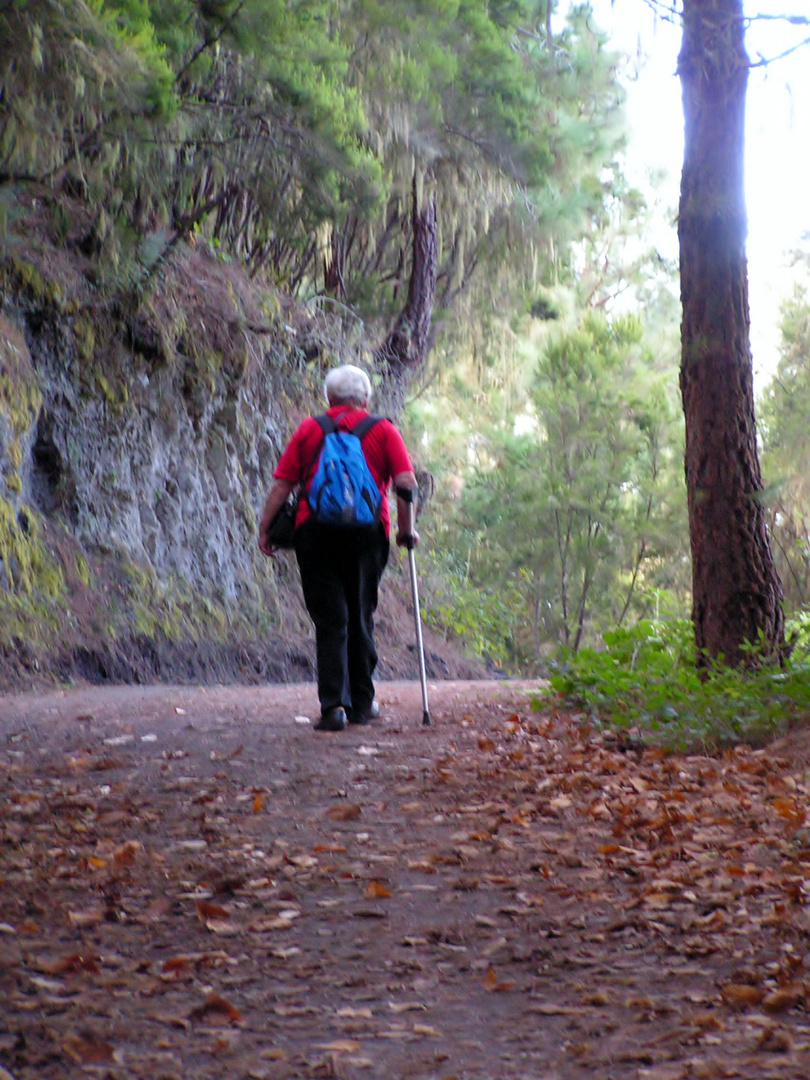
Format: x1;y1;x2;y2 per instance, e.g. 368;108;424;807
265;492;299;549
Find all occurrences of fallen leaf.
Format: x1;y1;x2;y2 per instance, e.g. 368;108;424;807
113;839;142;867
269;946;301;959
482;967;515;992
756;1025;793;1053
388;1001;426;1013
44;953;101;976
163;956;192;973
582;990;610;1006
68;908;104;928
249;915;295;931
196;901;231;921
720;984;763;1010
762;986;804;1014
316;1040;361;1053
530;1003;585;1016
413;1024;441;1036
637;1066;686;1080
365;880;392;899
62;1034;117;1064
189;992;244;1025
771;796;805;827
326;802;362;821
549;795;572;811
252;793;264;813
205;919;238;935
286;854;317;868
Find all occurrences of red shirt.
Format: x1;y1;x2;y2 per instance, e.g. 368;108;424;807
274;406;413;536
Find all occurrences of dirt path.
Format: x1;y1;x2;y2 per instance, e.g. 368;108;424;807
2;679;810;1079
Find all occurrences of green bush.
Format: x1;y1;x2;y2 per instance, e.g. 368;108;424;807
537;616;810;750
420;549;522;670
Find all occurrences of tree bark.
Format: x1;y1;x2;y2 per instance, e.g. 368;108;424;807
374;174;437;414
678;0;784;666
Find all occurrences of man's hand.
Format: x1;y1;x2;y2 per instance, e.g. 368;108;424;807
258;531;277;559
394;470;418;549
396;528;419;549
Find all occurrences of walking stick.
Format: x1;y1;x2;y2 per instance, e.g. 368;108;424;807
399;487;431;726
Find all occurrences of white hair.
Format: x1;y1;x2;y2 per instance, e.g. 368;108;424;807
324;364;373;407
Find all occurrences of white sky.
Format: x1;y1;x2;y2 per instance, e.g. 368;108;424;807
575;0;810;390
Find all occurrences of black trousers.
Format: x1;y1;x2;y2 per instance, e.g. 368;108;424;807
295;520;390;715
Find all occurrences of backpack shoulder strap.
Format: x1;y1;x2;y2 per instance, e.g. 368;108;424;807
313;413;337;436
351;414;384;440
302;414;334;493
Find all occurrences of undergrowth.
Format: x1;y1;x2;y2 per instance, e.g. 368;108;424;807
537;616;810;751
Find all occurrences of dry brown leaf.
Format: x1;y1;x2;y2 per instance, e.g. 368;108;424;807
62;1034;117;1064
406;859;437;873
549;795;572;811
756;1025;794;1053
44;953;100;976
196;901;231;921
720;983;763;1009
252;793;264;813
365;880;392;899
205;918;238;935
762;985;804;1014
581;990;610;1006
189;992;244;1025
413;1024;441;1037
388;1001;426;1013
326;802;362;822
67;908;104;928
685;1012;725;1033
249;915;294;931
771;796;805;827
637;1066;686;1080
316;1039;361;1053
530;1002;585;1016
113;839;142;867
163;956;192;973
482;967;515;992
286;853;318;868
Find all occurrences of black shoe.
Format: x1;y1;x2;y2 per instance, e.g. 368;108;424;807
315;706;347;732
350;701;380;725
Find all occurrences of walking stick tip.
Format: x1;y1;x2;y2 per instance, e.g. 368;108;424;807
422;710;431;726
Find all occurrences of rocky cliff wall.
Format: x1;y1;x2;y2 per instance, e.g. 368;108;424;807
0;225;482;690
0;225;326;686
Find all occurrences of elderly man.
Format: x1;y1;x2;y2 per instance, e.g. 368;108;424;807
258;365;418;731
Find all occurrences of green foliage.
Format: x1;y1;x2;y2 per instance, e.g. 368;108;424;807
420;548;525;668
446;310;688;660
759;280;810;609
2;0;626;320
538;617;810;751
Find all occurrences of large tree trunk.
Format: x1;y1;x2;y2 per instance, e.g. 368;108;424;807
374;173;437;415
678;0;784;666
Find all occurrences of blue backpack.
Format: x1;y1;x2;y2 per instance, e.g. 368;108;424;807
306;414;382;527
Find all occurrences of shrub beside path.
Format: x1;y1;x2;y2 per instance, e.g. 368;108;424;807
2;679;810;1079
